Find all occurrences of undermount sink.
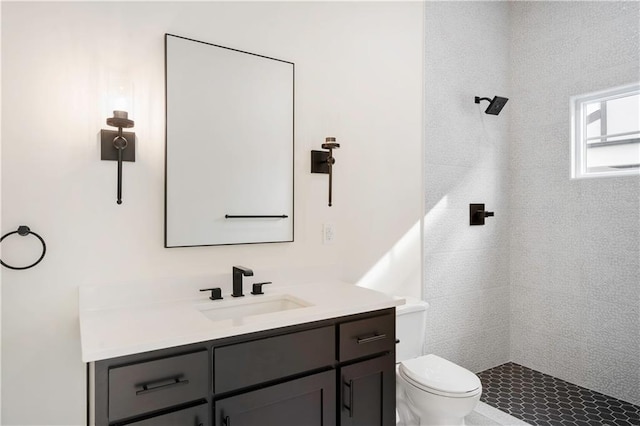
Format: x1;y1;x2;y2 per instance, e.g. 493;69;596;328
196;294;312;323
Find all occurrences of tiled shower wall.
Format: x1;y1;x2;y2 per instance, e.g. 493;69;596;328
509;1;640;405
423;1;511;373
424;2;639;405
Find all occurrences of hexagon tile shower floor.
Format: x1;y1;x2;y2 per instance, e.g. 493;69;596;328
477;362;640;426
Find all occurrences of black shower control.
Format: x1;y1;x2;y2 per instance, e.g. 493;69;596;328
200;287;223;300
251;282;272;295
470;203;495;226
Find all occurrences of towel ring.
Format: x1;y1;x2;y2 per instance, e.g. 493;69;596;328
0;226;47;270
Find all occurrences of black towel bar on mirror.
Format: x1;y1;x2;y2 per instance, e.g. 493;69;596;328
225;215;288;219
0;225;47;270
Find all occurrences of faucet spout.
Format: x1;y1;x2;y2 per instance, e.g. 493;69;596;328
232;266;253;297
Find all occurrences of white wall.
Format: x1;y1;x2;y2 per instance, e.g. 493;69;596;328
509;1;640;405
423;1;511;374
0;2;423;424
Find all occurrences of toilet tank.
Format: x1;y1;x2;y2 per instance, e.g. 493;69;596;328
395;297;429;362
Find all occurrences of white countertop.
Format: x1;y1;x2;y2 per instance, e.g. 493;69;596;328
79;280;404;362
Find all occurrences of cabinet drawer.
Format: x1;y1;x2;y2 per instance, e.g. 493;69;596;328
127;402;209;426
214;326;335;393
339;314;395;362
108;350;208;422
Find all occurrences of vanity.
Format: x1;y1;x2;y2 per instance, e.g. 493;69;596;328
81;281;402;425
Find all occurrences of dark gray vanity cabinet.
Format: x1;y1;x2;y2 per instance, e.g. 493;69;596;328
89;308;395;426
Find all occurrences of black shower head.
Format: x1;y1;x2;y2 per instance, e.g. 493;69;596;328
475;96;509;115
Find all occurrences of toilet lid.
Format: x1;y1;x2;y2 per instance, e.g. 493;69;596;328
399;354;481;395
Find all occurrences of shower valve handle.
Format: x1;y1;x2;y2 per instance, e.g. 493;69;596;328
470;204;494;225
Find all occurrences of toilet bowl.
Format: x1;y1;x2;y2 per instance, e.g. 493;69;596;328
396;298;482;426
396;354;481;425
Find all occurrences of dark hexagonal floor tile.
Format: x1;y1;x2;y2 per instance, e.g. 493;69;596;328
477;362;640;426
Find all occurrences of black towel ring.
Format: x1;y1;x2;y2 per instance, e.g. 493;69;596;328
0;225;47;270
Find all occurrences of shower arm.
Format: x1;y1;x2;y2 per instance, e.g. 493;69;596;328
474;97;492;104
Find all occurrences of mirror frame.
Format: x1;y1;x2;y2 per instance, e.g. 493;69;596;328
164;34;295;247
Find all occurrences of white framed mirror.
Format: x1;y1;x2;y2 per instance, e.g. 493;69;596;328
165;34;294;247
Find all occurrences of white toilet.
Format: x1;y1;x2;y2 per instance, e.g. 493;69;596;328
396;297;482;426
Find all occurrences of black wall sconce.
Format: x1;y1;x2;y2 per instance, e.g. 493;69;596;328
101;110;135;204
311;137;340;206
474;95;509;115
470;203;495;225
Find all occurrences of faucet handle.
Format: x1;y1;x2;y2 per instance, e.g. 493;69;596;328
200;287;223;300
251;282;272;295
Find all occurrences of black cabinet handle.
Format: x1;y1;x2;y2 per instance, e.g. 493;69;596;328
343;379;354;418
135;377;189;395
223;415;231;426
356;334;387;344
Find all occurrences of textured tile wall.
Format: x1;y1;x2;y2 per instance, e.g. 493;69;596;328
423;1;511;373
509;1;640;405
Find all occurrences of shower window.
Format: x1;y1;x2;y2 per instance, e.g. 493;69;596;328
571;83;640;179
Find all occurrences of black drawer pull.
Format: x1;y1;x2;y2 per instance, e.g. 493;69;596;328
224;415;231;426
135;377;189;396
343;380;354;418
356;334;387;344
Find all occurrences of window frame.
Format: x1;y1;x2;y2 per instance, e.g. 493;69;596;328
571;82;640;179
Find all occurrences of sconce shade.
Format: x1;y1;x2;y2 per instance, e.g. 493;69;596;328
106;110;134;128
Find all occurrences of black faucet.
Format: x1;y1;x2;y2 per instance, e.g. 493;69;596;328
232;266;253;297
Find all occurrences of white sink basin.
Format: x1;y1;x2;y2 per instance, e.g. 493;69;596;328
196;294;312;322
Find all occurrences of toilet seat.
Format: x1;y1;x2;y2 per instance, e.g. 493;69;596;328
399;354;481;398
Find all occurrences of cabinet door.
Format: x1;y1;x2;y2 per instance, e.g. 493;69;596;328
215;370;335;426
340;354;395;426
127;402;209;426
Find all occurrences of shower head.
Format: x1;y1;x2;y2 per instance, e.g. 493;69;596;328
475;95;509;115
